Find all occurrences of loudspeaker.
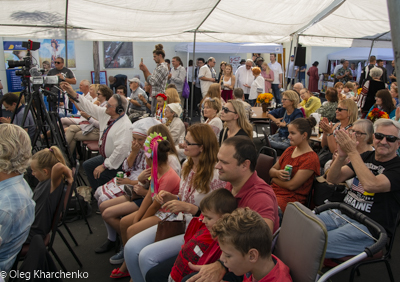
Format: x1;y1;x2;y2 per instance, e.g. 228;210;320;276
294;45;306;66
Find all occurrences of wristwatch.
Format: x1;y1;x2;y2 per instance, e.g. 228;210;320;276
327;133;334;137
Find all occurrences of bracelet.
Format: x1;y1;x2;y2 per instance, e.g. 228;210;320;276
327;133;334;137
177;196;180;201
138;181;145;187
87;116;91;121
194;207;201;217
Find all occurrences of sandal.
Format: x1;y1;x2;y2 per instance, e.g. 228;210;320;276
110;268;130;279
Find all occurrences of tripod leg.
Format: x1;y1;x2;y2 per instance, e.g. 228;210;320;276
72;185;93;234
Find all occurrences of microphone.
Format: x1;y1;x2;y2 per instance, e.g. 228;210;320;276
54;86;79;103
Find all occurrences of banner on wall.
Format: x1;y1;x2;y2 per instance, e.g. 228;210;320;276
38;39;76;69
3;41;26;92
230;56;241;74
103;42;133;68
91;71;108;85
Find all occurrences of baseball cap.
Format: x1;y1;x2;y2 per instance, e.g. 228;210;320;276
128;77;140;83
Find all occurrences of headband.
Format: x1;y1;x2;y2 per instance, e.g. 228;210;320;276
156;93;167;100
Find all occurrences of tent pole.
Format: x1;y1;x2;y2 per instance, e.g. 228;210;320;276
290;34;300;90
64;0;69;67
190;33;197;125
286;35;294;89
367;40;375;63
385;0;399;80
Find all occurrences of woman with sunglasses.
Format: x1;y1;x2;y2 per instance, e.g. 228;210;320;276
267;90;303;151
203;97;223;140
219;99;253;145
200;83;225;123
319;99;358;169
123;124;225;282
365;89;396;120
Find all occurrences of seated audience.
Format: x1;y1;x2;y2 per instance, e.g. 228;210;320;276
270;117;320;212
180;136;279;281
390;82;398;106
123;123;225;282
200;83;224;123
316;87;338;122
248;67;265;106
359;67;387;118
213;208;292;282
110;133;181;278
166;88;181;104
267;90;303;151
366;89;396;119
334;82;344;100
219;100;253;144
28;146;73;242
61;82;132;191
299;88;321;117
319;119;400;258
0;93;35;140
203;98;223;140
342;81;355;100
116;85;128;97
165;103;185;145
0;124;35;272
233;88;252;121
155;93;167;122
145;188;237;282
127;77;148;122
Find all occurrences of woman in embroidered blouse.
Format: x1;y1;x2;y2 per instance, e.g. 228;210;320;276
123;123;226;282
299;88;321;117
270;117;320;212
203;97;223;140
261;62;274;93
316;87;338;122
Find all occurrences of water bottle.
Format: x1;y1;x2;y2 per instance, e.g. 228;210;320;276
271;98;276;108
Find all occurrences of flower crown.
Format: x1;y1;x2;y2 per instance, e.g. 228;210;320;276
144;132;167;158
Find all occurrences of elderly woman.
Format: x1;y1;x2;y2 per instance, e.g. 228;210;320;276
299;88;321;117
358;67;386;118
248;67;265;106
267;90;303;151
366;89;396;119
316;87;338;122
165;103;185;145
203;97;223;140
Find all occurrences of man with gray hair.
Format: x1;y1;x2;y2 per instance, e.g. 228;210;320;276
199;57;217;97
0;124;35;272
234;59;254;100
318;118;400;258
79;79;91;101
127;77;148;122
293;82;304;96
60;82;132;191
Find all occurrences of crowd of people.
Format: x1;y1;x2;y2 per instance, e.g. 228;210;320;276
1;44;400;282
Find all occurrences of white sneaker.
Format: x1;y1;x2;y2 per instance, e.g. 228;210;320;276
109;249;124;265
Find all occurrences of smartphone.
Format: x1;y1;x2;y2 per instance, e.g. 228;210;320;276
141;58;143;63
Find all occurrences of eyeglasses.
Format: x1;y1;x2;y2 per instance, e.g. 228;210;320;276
222;106;236;114
374;133;400;143
348;129;367;137
97;92;103;96
55;61;62;64
106;102;116;108
184;138;200;146
336;107;349;112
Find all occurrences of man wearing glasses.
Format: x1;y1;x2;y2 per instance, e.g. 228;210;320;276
199;57;217;97
318;119;400;259
47;57;76;85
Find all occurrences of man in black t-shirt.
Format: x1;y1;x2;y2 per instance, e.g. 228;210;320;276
318;119;400;258
47;57;76;85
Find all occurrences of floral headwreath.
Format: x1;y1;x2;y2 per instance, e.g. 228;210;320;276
144;132;167;197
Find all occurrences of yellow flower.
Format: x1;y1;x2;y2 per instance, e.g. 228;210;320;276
357;88;362;95
256;93;274;104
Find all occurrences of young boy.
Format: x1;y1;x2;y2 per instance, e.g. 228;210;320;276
167;188;237;282
213;208;292;282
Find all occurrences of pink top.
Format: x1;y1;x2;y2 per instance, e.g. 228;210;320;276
261;70;274;93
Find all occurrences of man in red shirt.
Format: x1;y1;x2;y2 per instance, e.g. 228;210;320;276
187;136;279;282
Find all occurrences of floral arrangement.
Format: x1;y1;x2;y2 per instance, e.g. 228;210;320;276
367;108;389;123
256;93;274;104
357;88;362;95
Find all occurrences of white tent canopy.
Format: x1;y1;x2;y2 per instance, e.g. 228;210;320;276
175;43;283;54
327;48;394;61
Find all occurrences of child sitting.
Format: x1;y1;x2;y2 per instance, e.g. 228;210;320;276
213;208;292;282
342;82;355;100
27;146;73;243
155;93;167;122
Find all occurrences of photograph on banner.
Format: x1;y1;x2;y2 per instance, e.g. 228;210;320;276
230;56;241;74
38;39;76;69
103;42;133;68
91;71;108;85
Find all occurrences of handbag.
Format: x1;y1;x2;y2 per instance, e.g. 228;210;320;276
318;146;333;169
182;77;190;99
313;175;348;206
154;213;186;242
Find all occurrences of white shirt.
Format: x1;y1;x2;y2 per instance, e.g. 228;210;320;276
249;75;265;100
286;61;298;78
333;64;343;75
199;65;216;97
234;65;254;94
268;62;283;84
77;94;132;169
169;65;186;92
187;66;193;83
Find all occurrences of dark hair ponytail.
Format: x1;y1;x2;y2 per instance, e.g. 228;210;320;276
290;117;316;140
157;140;170;164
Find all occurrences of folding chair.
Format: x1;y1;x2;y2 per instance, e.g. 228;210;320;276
255;152;275;184
273;202;328;282
262;127;271;147
258;146;277;164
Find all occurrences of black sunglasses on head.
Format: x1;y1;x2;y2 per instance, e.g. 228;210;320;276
374;133;400;143
222;106;236;114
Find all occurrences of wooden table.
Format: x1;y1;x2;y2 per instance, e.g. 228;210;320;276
310;133;322;143
250;107;270;120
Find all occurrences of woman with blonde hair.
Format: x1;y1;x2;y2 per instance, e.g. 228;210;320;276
219;99;253;144
89;84;100;101
200;83;224;123
261;62;274;93
219;64;235;102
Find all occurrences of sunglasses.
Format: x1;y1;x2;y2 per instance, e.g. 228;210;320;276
336;107;348;112
184;138;200;146
55;61;62;64
374;133;400;143
222;106;236;114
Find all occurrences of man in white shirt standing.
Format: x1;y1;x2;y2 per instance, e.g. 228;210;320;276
235;59;254;101
168;56;187;107
199;57;217;97
61;82;132;192
268;53;283;104
286;55;298;90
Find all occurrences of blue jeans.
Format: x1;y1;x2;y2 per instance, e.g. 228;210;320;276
124;225;184;282
268;133;291;151
83;155;122;191
317;210;374;259
248;99;256;106
271;84;281;104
